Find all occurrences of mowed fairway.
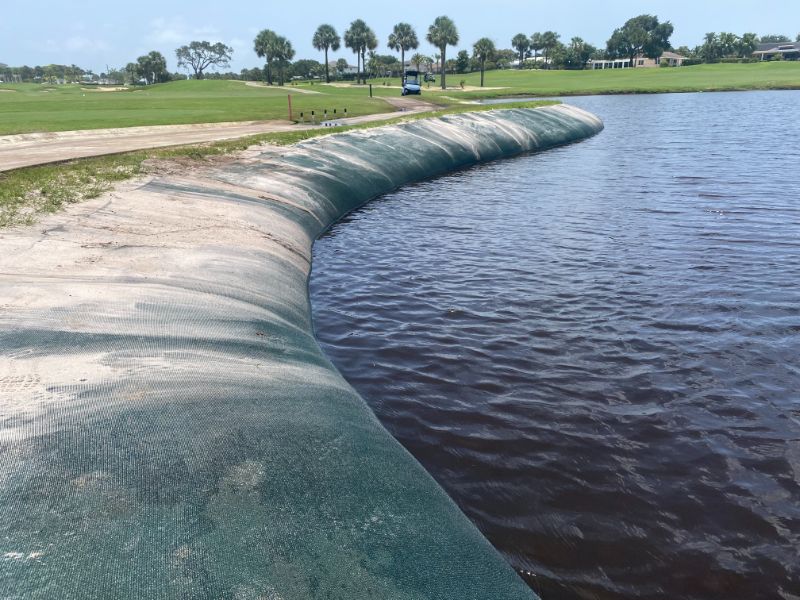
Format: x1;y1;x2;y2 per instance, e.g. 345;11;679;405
0;80;398;135
372;62;800;98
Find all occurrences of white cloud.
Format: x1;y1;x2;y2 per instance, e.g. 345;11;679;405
146;17;221;46
64;36;109;52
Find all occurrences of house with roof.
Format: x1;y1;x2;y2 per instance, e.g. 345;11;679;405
327;60;358;75
753;42;800;61
589;51;687;69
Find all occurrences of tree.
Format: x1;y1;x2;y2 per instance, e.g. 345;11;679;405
427;16;459;89
272;37;295;85
511;33;530;68
254;30;294;85
336;58;349;79
738;33;758;58
455;50;470;73
124;62;139;84
289;59;324;80
388;23;419;76
718;32;740;57
530;32;544;64
493;49;516;70
606;15;673;67
557;37;595;69
699;32;722;63
472;38;496;86
312;24;340;83
367;53;400;78
240;67;264;81
540;31;561;68
136;51;168;84
175;41;232;79
344;19;378;84
760;34;790;43
409;53;427;72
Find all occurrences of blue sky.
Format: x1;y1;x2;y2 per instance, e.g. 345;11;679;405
1;1;798;73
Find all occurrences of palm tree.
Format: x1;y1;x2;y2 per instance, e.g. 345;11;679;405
254;29;279;84
409;52;427;72
531;32;544;64
512;33;530;69
541;31;561;69
738;32;758;58
426;16;459;89
423;55;435;75
363;29;378;83
388;23;419;77
344;19;378;84
274;36;295;85
473;38;496;87
312;24;340;83
343;23;361;83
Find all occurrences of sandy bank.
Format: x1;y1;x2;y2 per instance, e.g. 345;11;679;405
0;105;602;598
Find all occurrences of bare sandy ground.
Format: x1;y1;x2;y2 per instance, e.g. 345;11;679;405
81;86;128;92
0;97;434;172
244;81;323;94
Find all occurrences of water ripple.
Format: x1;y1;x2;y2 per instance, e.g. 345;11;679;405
310;91;800;600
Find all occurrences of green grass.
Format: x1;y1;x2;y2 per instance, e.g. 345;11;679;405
0;79;399;135
369;62;800;98
4;63;795;136
0;100;556;227
0;153;144;227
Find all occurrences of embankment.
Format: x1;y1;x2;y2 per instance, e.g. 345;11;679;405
0;105;602;599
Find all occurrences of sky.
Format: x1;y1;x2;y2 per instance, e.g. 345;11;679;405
1;1;798;73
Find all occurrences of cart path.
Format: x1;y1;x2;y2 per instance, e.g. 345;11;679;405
0;97;435;172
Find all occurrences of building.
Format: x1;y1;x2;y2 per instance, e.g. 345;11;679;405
403;60;435;73
753;42;800;61
590;51;687;69
327;61;358;75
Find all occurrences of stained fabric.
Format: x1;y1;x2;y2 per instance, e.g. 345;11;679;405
0;106;602;599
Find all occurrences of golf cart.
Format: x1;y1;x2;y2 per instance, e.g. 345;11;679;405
402;70;422;96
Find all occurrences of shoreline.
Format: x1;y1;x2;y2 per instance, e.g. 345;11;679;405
0;106;601;598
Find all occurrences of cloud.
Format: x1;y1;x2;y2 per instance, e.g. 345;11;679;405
39;35;109;56
64;36;109;52
146;17;220;46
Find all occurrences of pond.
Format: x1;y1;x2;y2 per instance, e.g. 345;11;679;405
310;91;800;599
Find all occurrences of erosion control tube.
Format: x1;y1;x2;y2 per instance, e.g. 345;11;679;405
0;105;603;599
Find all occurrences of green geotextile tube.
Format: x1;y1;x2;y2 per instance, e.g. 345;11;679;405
0;105;602;599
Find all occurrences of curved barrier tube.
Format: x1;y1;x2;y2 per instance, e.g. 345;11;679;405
0;105;602;599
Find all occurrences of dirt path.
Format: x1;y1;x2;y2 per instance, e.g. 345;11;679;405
244;81;323;94
0;98;435;172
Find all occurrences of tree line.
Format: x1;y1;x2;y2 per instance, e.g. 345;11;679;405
2;21;798;86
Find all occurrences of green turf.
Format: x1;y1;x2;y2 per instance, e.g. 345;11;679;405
4;64;795;135
0;101;556;227
370;62;800;98
0;79;399;135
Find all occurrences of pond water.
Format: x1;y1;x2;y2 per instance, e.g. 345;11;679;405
309;91;800;599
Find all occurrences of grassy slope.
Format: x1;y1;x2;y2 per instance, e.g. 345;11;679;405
370;62;800;98
0;79;397;135
0;100;556;227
